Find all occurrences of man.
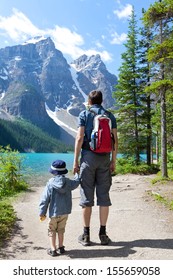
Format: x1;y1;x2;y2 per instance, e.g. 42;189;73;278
73;90;118;246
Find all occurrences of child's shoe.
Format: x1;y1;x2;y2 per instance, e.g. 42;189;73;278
47;248;58;257
58;246;65;254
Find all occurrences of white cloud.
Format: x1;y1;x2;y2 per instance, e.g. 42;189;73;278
49;26;84;58
114;4;132;19
0;8;112;63
110;31;127;45
0;8;43;41
95;41;103;48
50;27;112;62
85;49;112;61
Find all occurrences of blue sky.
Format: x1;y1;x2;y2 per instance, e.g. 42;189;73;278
0;0;156;76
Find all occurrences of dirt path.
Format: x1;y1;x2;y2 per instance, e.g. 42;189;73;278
1;174;173;260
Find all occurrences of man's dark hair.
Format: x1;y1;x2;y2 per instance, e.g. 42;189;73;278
88;90;103;105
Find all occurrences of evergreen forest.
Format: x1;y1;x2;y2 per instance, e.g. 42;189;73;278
113;0;173;178
0;118;71;153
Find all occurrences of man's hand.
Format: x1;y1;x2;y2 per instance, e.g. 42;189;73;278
73;126;84;174
73;163;80;174
110;161;116;173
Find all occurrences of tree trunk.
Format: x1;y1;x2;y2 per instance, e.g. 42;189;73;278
159;10;168;178
160;88;168;177
146;94;152;165
134;111;140;164
156;131;159;163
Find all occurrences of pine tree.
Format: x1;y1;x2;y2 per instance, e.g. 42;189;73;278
138;12;154;165
114;7;143;163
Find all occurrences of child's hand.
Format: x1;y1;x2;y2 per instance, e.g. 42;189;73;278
39;215;46;222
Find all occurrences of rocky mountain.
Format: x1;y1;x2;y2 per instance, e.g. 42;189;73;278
0;37;117;145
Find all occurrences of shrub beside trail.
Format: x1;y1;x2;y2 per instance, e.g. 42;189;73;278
0;146;28;246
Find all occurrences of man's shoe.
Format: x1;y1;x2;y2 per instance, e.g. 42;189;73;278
78;234;91;246
99;234;111;245
47;248;58;257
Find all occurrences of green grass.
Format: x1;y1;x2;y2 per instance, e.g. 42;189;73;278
151;192;173;211
0;146;29;247
153;193;167;204
116;158;173;211
150;168;173;211
116;158;160;175
151;169;173;184
0;200;16;246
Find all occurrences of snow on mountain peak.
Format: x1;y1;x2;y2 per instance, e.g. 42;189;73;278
22;36;47;45
70;63;88;101
71;54;102;72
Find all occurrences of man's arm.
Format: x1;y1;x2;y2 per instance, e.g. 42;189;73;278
73;126;85;174
110;128;118;173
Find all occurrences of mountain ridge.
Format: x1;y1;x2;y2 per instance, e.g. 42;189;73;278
0;37;117;147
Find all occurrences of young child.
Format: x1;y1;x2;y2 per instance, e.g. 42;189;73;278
39;159;80;257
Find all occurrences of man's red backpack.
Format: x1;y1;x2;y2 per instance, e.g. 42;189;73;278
89;109;114;153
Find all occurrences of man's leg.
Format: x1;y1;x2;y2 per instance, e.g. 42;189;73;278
99;206;109;226
79;151;96;246
99;206;110;245
78;206;92;246
96;154;112;245
83;206;92;227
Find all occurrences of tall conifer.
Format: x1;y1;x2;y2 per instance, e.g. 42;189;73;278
114;7;142;163
138;16;154;165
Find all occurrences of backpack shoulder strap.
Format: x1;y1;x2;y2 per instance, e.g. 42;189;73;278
103;109;110;117
88;107;103;116
84;109;94;129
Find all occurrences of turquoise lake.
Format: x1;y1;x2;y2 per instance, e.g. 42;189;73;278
22;153;75;175
22;153;149;176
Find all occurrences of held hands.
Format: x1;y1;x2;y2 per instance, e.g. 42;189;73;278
73;162;80;174
39;215;46;222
